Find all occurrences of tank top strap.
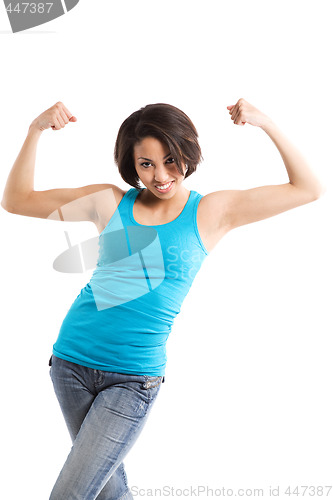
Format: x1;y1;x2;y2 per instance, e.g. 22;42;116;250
112;188;138;227
179;190;203;225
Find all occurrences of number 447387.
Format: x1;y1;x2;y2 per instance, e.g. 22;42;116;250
6;3;53;14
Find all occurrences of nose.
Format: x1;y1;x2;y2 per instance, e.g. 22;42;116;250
154;164;170;184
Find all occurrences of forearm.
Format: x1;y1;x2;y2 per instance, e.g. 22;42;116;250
260;118;325;198
1;125;42;209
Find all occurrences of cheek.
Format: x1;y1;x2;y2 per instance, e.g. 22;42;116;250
137;169;152;183
172;165;184;178
140;169;151;177
135;165;145;176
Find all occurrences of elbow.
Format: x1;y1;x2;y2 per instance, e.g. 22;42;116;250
298;183;327;203
312;183;327;201
1;198;9;212
290;177;327;202
313;174;328;200
1;198;16;213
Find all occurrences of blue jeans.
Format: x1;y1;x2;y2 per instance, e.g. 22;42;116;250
49;355;164;500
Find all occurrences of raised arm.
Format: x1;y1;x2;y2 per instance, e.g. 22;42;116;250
1;102;121;223
199;98;325;238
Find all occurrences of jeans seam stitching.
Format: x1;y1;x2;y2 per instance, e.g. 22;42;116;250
118;488;131;500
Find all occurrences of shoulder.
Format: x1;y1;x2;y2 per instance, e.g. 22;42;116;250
196;191;233;252
91;183;129;221
93;183;128;204
97;183;128;198
197;191;232;227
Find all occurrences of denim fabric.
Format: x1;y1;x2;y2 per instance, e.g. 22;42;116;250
49;355;164;500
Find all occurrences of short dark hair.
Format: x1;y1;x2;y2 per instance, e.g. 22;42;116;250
114;103;202;189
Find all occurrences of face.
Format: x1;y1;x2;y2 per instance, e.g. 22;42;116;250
133;136;186;198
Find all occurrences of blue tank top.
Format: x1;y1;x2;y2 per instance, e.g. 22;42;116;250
52;187;209;376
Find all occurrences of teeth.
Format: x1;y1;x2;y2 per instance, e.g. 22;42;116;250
156;181;172;190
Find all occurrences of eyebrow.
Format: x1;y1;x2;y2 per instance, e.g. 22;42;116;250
137;153;172;161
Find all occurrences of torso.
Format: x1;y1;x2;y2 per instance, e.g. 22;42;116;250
94;186;229;253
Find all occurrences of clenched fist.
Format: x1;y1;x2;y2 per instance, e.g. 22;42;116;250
227;98;270;128
30;102;77;132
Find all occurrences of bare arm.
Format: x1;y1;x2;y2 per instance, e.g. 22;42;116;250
2;125;41;213
200;99;325;234
1;102;121;222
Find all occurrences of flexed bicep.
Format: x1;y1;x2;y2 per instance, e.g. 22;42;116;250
203;183;318;233
23;184;123;224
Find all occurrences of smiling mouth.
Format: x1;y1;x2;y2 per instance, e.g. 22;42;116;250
155;180;174;190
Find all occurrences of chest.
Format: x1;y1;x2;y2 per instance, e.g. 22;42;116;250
96;191;228;254
132;199;227;253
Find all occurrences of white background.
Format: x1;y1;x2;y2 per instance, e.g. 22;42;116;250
0;1;332;498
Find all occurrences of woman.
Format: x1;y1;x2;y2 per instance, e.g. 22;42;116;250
1;99;324;499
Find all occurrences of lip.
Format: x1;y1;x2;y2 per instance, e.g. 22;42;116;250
154;180;175;193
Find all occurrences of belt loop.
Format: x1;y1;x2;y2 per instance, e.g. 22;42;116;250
49;355;53;367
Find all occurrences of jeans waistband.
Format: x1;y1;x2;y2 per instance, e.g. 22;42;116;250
49;355;165;382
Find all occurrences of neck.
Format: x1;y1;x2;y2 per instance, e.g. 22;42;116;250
138;185;190;211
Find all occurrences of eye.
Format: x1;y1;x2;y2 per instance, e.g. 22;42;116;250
140;162;152;168
165;157;175;164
